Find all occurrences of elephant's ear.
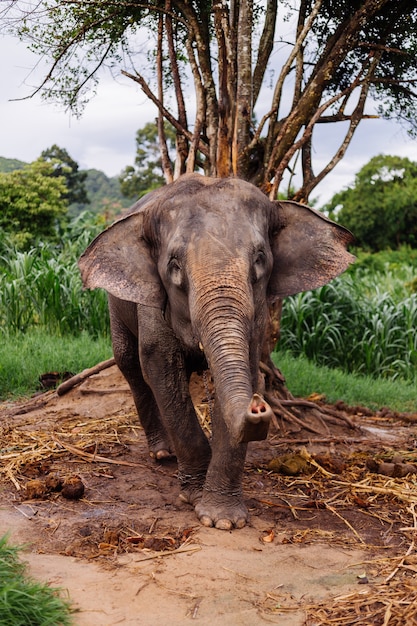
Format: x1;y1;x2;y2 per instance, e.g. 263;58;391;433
268;200;355;301
78;210;164;307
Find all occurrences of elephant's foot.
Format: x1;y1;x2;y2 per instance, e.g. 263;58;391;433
150;448;175;462
147;437;175;463
195;490;248;530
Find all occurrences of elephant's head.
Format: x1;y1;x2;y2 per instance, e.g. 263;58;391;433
79;174;354;443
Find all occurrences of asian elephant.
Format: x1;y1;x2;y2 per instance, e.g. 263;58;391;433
79;173;354;530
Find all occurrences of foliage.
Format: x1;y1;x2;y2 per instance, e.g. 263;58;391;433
0;212;110;336
277;268;417;383
0;159;68;249
40;144;89;205
351;246;417;274
4;1;417;200
119;122;176;198
0;155;130;216
327;155;417;251
0;534;74;625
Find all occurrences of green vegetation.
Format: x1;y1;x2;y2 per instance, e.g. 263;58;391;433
40;144;89;205
326;155;417;251
277;252;417;384
0;330;111;399
119;122;176;199
272;352;417;414
0;156;26;172
0;154;131;217
0;534;74;625
70;168;130;216
0;212;110;337
0;160;68;249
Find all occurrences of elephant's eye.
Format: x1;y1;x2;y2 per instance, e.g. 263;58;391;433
168;256;183;287
253;250;267;282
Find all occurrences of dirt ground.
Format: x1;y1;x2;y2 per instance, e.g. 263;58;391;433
1;365;417;625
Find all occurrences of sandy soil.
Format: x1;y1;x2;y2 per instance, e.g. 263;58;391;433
1;365;416;625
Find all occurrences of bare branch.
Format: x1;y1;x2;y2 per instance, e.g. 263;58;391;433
269;75;363;199
294;55;382;201
121;69;209;158
264;0;323;162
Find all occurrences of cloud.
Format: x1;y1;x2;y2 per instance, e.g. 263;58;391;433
0;35;157;176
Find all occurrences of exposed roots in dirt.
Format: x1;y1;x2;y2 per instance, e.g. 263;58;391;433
260;357;357;438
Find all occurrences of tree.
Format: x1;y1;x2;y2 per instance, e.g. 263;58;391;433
3;1;417;201
40;145;89;205
3;1;417;433
0;159;68;249
119;122;176;199
326;155;417;251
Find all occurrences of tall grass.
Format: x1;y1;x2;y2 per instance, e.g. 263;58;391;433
0;212;109;337
277;265;417;382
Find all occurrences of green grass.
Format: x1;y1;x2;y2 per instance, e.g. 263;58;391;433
273;351;417;413
0;330;112;400
0;534;74;626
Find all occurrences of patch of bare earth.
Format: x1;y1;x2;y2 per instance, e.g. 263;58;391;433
1;365;417;625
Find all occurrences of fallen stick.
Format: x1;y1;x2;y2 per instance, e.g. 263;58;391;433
56;357;116;396
53;436;145;467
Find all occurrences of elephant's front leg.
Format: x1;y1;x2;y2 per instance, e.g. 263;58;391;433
138;308;212;504
195;399;248;530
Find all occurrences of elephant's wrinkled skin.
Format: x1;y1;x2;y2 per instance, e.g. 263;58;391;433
79;174;354;530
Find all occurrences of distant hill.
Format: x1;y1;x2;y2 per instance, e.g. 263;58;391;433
0;156;27;172
69;168;131;216
0;157;131;215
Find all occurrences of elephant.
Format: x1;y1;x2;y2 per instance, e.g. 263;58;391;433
79;173;354;530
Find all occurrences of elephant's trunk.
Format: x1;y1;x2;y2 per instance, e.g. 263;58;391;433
190;262;273;444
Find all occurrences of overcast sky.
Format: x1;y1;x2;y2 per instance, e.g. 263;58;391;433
1;33;416;207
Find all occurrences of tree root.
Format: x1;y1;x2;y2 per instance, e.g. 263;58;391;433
260;358;359;438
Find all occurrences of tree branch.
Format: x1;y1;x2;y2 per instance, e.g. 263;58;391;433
294;55;382;201
269;76;363;199
121;69;209;158
264;0;323;165
252;0;277;107
157;13;174;183
165;0;188;178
